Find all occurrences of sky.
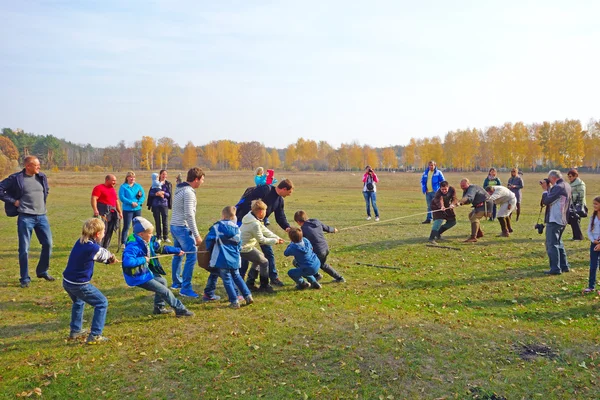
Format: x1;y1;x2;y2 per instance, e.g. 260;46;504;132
1;0;599;149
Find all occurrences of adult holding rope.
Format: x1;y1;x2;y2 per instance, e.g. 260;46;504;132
459;179;491;243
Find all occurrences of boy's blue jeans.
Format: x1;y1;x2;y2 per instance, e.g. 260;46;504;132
18;214;53;284
137;275;186;312
588;242;600;289
204;269;251;303
63;280;108;336
170;225;197;291
288;263;319;285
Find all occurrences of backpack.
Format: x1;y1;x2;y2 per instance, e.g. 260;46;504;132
235;186;257;208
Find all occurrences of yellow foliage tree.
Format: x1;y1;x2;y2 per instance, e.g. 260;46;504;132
182;141;197;169
381;147;398;170
270;149;281;169
140;136;156;170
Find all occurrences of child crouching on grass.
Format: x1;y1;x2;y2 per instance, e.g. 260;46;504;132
62;218;118;344
122;217;194;317
294;210;345;283
284;227;322;290
203;206;253;309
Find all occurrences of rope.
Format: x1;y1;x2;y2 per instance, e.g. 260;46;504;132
338;206;460;232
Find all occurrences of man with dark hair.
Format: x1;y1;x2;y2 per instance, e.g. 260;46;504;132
540;170;571;275
235;179;294;286
170;167;205;297
0;156;54;287
428;181;458;244
91;174;122;249
459;179;491;243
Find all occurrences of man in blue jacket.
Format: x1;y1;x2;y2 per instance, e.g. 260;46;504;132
420;160;445;224
0;156;54;287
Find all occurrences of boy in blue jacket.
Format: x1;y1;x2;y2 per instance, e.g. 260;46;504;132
284;228;322;290
63;218;118;344
203;206;253;309
122;217;194;317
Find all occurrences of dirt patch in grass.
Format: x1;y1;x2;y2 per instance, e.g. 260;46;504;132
468;385;507;400
517;343;558;361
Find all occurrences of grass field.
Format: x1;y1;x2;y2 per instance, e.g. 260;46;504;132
1;170;600;399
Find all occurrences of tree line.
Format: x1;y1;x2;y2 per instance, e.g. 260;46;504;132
1;118;599;178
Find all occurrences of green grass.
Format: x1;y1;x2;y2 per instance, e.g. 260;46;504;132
1;170;600;399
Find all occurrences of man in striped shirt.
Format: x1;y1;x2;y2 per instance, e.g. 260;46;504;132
170;167;205;297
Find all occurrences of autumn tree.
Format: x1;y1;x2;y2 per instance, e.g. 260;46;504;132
270;149;281;169
140;136;156;170
0;136;19;161
381;147;398;170
156;137;176;169
182;141;197;169
239;141;264;169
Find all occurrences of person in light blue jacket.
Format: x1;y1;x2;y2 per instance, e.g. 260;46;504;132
119;171;146;247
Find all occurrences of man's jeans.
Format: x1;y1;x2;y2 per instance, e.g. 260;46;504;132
363;191;379;218
18;214;52;284
63;280;108;336
138;275;186;312
425;191;436;221
545;222;569;273
122;210;142;244
204;269;251;303
170;225;197;291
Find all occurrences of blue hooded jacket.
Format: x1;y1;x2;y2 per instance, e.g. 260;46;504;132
205;220;242;269
122;234;181;286
284;237;320;273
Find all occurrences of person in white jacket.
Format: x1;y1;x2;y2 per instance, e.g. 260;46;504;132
486;185;517;237
240;200;284;293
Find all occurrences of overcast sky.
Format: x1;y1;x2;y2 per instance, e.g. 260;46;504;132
1;0;598;149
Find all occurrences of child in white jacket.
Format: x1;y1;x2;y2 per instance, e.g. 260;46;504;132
240;200;284;293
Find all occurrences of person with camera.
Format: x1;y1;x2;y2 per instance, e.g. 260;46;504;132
458;179;491;243
362;166;380;221
566;169;587;241
485;185;517;237
420;160;445;224
540;170;572;275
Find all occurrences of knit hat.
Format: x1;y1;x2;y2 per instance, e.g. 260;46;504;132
133;216;154;234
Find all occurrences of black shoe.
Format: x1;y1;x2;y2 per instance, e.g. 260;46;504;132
257;285;275;294
334;276;346;283
314;273;323;282
153;306;173;315
421;220;431;224
271;278;285;287
175;309;194;318
310;281;322;290
38;274;56;281
247;283;259;292
562;268;570;273
543;270;561;275
20;282;30;288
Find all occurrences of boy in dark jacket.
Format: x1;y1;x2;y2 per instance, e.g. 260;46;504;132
62;218;118;344
122;217;194;317
294;210;345;283
284;228;322;290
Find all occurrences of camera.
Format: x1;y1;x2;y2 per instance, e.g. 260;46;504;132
535;223;545;234
539;178;550;185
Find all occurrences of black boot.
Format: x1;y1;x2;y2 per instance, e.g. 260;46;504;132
437;227;447;239
506;216;513;233
516;203;521;221
429;230;439;241
258;276;274;293
321;264;342;280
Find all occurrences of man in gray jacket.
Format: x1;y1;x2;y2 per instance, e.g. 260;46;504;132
540;170;571;275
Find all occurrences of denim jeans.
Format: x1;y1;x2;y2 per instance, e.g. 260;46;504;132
170;225;198;291
63;280;108;336
151;206;169;240
425;191;436;221
362;191;379;218
545;222;569;273
18;214;53;284
204;269;251;303
589;242;600;289
122;210;142;244
137;275;186;312
288;263;319;284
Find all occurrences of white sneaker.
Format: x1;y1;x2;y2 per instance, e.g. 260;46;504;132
157;239;162;244
366;216;371;221
165;238;172;243
375;217;380;222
